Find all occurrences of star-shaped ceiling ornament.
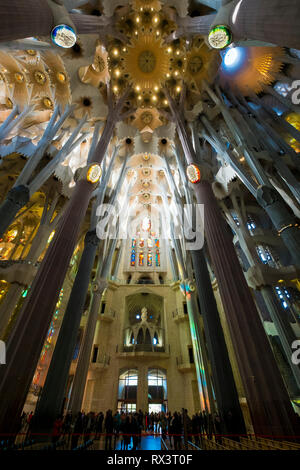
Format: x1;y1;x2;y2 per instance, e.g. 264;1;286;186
132;107;162;132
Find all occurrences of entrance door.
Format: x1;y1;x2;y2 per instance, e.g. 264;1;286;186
149;403;162;413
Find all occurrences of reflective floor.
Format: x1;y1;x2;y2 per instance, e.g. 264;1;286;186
116;435;162;451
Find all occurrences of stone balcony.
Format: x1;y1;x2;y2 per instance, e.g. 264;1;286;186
176;356;195;373
172;308;189;323
116;343;170;359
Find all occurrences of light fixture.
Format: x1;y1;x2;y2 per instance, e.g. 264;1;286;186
224;47;239;66
186;164;201;184
51;24;77;49
87;164;102;184
208;25;232;50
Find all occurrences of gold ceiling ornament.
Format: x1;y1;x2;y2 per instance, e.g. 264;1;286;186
184;44;221;94
34;70;47;85
14;72;25;83
23;61;52;100
141;111;153;125
56;71;67;83
142;168;151;176
79;45;109;88
42;51;71;108
5;97;13;109
92;56;106;73
26;50;37;56
142;154;151;162
43;97;54;110
0;51;29;109
123;32;171;91
131;0;162;12
132;107;162;132
219;46;284;95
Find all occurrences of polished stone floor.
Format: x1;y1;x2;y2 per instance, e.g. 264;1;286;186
115;435;162;451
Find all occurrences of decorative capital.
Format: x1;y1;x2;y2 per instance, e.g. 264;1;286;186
186;163;201;184
256;186;280;208
47;0;77;48
75;164;102;187
208;25;232;50
92;279;108;293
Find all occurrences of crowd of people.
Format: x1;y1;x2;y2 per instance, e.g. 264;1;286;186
19;408;228;450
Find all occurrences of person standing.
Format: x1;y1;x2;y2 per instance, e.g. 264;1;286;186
104;410;114;451
52;415;63;445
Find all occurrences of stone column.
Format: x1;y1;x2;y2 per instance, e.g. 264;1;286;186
68;238;118;414
185;290;210;413
0;186;30;238
195;180;299;437
168;246;179;282
191;248;246;435
256;186;300;267
260;285;300;390
0;178;94;437
137;365;148;413
0;91;128;436
0;0;54;42
228;0;300;49
32;229;99;435
111;241;124;280
167;86;299;435
0;283;24;339
68;279;107;415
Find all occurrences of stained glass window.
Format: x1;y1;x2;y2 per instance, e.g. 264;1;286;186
139;238;145;248
147;251;152;267
139;252;144;266
131;250;136;266
132;239;136;248
155;250;160;267
147;238;153;248
155;239;160;248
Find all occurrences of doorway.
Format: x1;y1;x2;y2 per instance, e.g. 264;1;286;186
149;403;162;414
